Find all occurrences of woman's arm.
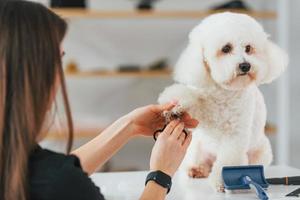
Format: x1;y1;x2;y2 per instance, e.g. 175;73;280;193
140;182;168;200
140;120;192;200
71;116;135;175
72;102;198;175
71;102;176;175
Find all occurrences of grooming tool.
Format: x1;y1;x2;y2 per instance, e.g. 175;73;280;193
267;176;300;185
153;125;188;141
153;126;165;141
286;188;300;197
222;165;269;200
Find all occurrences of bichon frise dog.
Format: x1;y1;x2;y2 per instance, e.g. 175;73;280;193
158;12;288;192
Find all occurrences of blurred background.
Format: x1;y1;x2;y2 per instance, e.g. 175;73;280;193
32;0;299;171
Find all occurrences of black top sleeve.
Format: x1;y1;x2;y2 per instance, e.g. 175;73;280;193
29;146;105;200
47;156;104;200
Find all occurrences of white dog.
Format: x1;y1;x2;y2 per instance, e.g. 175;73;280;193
158;12;288;191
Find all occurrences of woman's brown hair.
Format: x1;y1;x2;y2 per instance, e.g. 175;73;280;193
0;1;73;200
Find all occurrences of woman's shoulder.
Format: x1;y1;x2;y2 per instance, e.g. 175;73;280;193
29;145;81;172
29;145;105;200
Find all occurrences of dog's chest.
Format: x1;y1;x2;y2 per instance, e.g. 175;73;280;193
190;91;251;132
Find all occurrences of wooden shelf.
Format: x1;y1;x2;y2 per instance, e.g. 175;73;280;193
65;69;172;78
52;9;277;19
46;122;276;140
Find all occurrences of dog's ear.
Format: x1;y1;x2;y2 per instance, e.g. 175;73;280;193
173;28;208;87
261;40;288;84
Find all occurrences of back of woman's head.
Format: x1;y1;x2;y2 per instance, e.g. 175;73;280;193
0;1;73;200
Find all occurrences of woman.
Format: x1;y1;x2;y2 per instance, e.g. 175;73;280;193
0;1;198;200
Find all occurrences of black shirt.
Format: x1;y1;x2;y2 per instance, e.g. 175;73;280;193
29;145;105;200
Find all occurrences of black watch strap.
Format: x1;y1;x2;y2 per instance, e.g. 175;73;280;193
145;170;172;194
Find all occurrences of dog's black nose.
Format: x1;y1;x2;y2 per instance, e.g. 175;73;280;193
239;62;251;73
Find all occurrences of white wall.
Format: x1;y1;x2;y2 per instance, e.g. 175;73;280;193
289;0;300;168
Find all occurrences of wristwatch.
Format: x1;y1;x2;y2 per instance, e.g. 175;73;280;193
145;170;172;194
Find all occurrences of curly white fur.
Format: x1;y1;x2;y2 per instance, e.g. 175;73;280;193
158;12;288;192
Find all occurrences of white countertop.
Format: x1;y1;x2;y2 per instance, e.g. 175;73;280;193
91;166;300;200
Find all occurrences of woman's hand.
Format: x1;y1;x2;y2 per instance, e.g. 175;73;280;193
140;121;192;199
126;101;199;137
149;120;192;177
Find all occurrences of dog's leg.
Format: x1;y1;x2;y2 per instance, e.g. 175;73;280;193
208;134;249;192
158;84;199;121
248;135;273;166
188;154;214;178
180;135;203;175
180;132;215;178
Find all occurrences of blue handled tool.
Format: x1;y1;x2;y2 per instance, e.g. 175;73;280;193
242;175;269;200
222;165;269;200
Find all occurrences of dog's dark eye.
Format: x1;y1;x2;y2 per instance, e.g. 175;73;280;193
245;45;252;54
222;44;232;54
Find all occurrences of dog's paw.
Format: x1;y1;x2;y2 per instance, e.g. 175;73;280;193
209;171;225;193
210;179;225;193
215;183;225;193
188;165;211;178
163;105;185;122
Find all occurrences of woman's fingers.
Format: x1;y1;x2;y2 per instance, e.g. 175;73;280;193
178;132;186;144
171;122;185;139
181;112;199;128
155;131;162;139
156;122;166;130
181;112;191;121
161;120;180;135
184;119;199;128
183;132;192;148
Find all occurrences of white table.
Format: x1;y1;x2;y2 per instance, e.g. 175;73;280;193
91;166;300;200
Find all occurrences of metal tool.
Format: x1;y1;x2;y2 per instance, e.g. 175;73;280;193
286;187;300;197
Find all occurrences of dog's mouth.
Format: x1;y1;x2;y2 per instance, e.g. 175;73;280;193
237;72;256;80
238;72;249;76
224;72;257;90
